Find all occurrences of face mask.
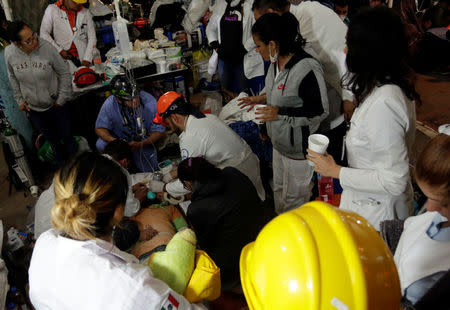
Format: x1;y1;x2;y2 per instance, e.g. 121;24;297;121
269;45;278;64
339;15;346;21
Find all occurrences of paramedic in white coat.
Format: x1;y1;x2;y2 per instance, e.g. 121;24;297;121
40;0;96;67
153;91;266;201
34;141;152;239
29;152;204;310
394;134;450;305
206;0;265;95
307;7;416;231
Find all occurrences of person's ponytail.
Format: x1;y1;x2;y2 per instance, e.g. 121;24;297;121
280;12;305;53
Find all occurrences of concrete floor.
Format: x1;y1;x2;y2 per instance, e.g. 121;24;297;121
0;143;37;232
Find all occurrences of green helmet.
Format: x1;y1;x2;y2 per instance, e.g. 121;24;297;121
110;75;136;101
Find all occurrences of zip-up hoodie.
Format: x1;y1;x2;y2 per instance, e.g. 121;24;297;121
5;38;72;112
265;50;329;159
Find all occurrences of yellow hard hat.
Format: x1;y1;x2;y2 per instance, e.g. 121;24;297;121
71;0;87;4
240;201;401;310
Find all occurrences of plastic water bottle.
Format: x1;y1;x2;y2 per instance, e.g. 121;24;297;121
318;174;334;203
92;46;103;72
112;20;131;61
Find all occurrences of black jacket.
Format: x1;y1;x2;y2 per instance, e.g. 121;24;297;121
187;167;269;289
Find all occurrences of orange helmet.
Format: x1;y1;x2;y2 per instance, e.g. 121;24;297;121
153;91;182;126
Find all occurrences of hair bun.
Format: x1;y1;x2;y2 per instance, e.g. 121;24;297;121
52;193;96;240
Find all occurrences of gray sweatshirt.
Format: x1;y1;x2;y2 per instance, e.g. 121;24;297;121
4;38;72;112
265;50;329;159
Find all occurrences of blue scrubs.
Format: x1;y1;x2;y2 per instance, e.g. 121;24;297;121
95;91;165;172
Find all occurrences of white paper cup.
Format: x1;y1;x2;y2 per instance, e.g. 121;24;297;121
307;134;329;166
252;104;266;125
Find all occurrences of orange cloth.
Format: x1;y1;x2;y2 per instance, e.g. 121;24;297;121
56;0;81;58
131;205;185;259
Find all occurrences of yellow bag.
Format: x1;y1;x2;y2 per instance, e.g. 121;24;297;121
184;250;221;303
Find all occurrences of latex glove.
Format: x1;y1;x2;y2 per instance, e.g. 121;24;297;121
148;180;165;193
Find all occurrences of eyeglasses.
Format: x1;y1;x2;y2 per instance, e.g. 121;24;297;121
21;32;38;45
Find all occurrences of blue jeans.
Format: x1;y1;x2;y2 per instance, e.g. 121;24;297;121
28;105;78;165
217;59;249;94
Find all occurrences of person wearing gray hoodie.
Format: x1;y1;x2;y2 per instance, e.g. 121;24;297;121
5;21;77;165
239;13;329;214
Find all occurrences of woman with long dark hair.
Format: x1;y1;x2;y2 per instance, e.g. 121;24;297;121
240;12;329;214
308;7;418;231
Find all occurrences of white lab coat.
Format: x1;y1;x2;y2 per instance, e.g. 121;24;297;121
206;0;264;79
290;2;352;129
40;4;97;63
289;2;350;101
165;114;266;200
394;212;450;294
29;229;205;310
339;85;416;231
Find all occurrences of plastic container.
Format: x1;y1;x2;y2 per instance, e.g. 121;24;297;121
318;174;334;203
155;60;167;73
92;46;104;73
165;46;182;59
112;20;131;60
159;160;173;175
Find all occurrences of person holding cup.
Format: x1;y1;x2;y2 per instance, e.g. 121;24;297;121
240;12;329;213
307;7;418;231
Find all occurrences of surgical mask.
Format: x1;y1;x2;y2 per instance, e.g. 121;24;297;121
269;45;278;64
339;15;346;21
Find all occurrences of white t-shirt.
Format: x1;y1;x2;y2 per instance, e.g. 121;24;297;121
289;2;349;96
29;229;205;310
165;114;265;200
